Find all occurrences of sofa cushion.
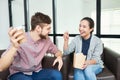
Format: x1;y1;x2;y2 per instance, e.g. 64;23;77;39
0;68;9;80
42;55;70;80
0;49;9;80
97;66;115;80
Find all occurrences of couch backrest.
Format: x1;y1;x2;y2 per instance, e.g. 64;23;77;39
0;50;10;80
0;50;5;56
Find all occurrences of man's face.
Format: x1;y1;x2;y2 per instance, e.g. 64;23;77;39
39;24;51;39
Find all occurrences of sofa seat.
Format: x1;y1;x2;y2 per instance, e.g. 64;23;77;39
97;66;115;80
67;66;115;80
65;47;120;80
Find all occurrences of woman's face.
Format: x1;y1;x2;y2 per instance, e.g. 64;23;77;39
79;20;93;39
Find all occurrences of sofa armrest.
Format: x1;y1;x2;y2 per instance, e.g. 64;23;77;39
42;56;57;69
0;49;9;80
103;47;120;80
61;55;71;80
42;54;71;80
0;69;9;80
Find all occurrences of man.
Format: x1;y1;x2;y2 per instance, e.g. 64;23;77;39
0;12;63;80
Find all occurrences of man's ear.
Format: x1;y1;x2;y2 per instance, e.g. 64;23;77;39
36;25;41;32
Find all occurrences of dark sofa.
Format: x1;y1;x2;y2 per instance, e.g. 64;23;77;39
64;47;120;80
0;47;120;80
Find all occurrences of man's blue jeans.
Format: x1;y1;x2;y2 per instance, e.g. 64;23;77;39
74;64;102;80
9;69;62;80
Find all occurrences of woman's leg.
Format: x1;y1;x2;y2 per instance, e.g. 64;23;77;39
84;64;102;80
32;69;62;80
9;72;32;80
74;68;85;80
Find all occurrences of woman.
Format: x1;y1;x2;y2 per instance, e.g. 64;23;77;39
63;17;104;80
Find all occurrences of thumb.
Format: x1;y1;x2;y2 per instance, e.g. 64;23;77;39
52;59;57;66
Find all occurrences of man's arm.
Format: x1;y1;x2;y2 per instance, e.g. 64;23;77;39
0;27;25;72
53;50;63;71
0;46;17;71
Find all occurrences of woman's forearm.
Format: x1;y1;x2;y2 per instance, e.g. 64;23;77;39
63;41;68;50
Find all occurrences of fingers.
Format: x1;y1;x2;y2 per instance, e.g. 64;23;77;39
8;27;25;48
52;59;57;66
58;60;63;71
8;27;17;37
52;57;63;71
9;27;24;39
63;32;69;41
13;30;24;39
16;35;25;43
63;32;69;37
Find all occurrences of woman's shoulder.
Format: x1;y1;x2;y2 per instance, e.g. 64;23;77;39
91;35;102;43
75;35;82;39
92;35;100;39
70;35;82;43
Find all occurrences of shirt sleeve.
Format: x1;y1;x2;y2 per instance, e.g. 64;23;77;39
63;37;76;55
47;39;58;54
1;44;13;57
91;38;103;64
1;44;23;60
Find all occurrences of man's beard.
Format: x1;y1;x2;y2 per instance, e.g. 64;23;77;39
39;34;47;39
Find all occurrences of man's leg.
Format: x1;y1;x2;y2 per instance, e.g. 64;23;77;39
9;72;33;80
32;69;62;80
84;64;102;80
74;68;85;80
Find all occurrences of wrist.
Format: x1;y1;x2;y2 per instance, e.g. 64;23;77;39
55;50;63;58
10;46;18;51
86;60;91;65
57;54;62;58
64;40;68;43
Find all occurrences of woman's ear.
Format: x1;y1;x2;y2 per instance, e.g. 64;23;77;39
90;28;94;32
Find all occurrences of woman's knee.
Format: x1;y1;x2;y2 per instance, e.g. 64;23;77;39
74;68;85;80
84;65;96;80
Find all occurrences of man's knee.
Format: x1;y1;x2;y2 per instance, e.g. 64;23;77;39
51;70;62;80
9;72;32;80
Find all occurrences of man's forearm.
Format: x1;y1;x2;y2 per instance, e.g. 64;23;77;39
0;46;17;71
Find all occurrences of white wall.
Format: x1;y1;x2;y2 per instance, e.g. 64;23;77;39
0;0;53;49
12;0;24;27
0;0;10;49
102;0;120;9
56;0;96;34
0;0;120;51
29;0;53;33
56;0;96;51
